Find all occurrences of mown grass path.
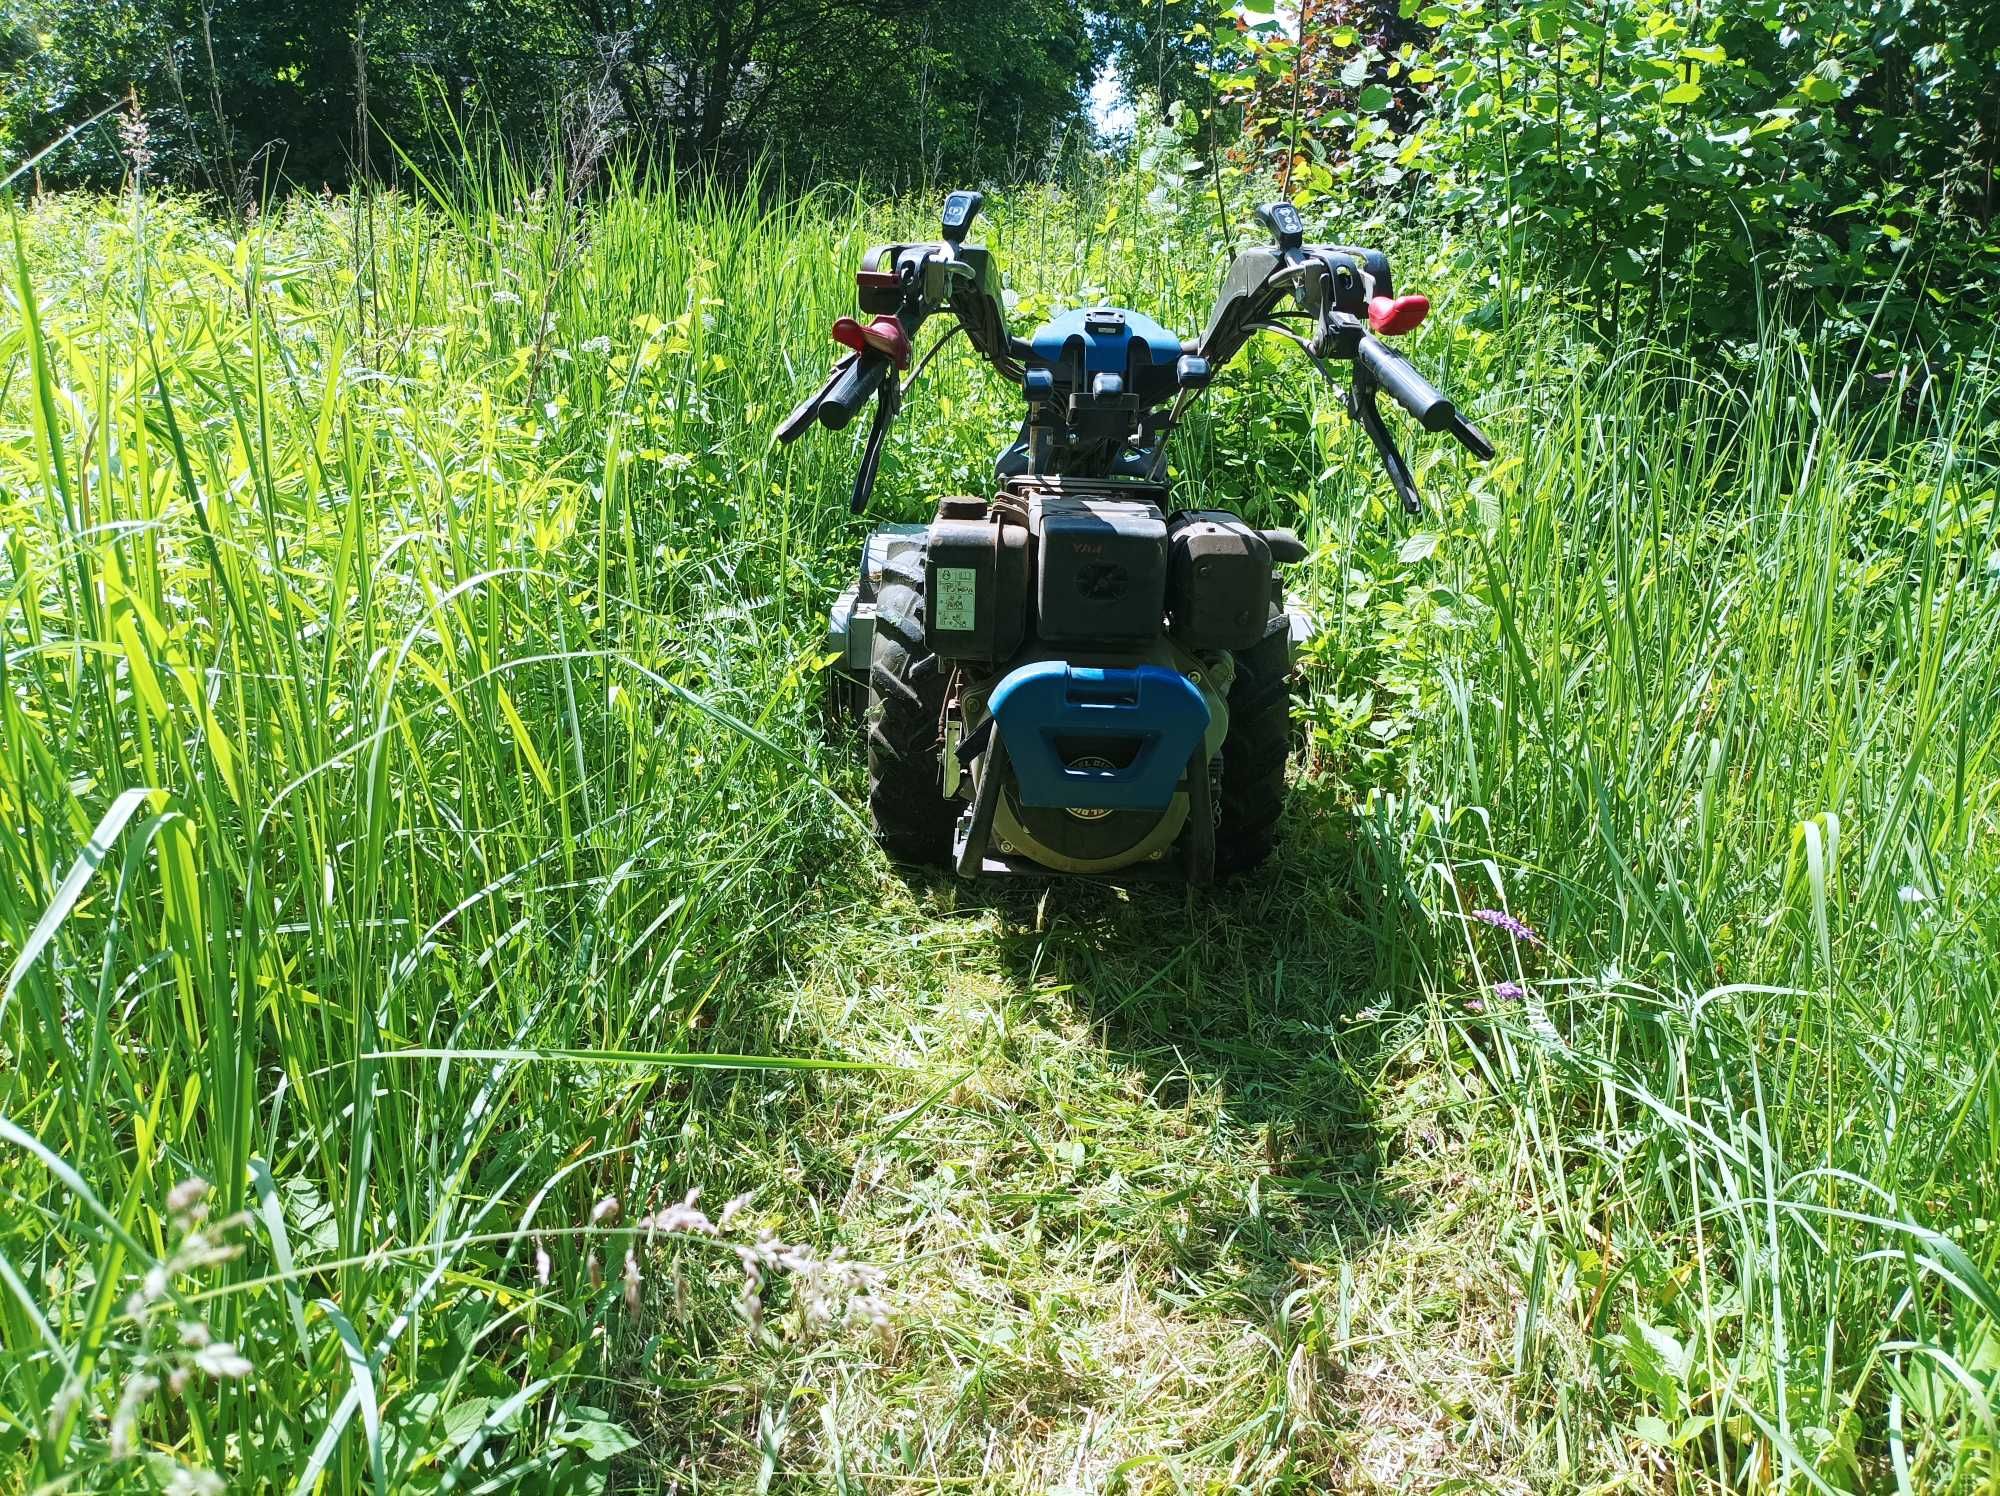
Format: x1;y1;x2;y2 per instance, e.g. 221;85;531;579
671;786;1637;1491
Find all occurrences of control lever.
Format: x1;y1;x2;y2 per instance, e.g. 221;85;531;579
1255;200;1306;251
940;189;984;244
849;375;900;514
1447;410;1496;462
1345;359;1424;515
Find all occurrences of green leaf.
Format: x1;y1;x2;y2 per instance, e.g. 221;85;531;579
556;1411;641;1463
1663;81;1702;105
1798;72;1842;103
1610;245;1648;283
1634;1415;1673;1447
438;1397;498;1451
1358;85;1394;113
1398;532;1440;564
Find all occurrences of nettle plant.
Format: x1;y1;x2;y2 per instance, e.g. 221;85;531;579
1215;0;1999;347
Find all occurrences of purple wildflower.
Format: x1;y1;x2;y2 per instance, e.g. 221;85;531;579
1491;981;1527;1001
1472;908;1543;946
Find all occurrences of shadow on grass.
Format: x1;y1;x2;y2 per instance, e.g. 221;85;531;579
900;770;1443;1322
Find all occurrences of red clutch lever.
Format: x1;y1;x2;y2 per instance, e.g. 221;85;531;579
1367;294;1430;336
832;314;913;369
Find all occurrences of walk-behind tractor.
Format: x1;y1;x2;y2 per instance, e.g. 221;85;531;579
780;192;1493;882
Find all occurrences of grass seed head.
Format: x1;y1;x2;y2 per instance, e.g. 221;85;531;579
110;1372;160;1459
117;96;154;177
165;1177;209;1220
193;1341;253;1379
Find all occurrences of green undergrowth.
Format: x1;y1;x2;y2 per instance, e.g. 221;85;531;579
3;164;1998;1492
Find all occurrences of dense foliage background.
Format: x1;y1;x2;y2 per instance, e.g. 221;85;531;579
1214;0;2000;345
0;0;1139;190
7;0;1996;347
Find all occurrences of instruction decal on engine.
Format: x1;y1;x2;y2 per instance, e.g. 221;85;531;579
935;568;977;631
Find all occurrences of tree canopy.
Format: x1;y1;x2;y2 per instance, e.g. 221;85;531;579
0;0;1118;192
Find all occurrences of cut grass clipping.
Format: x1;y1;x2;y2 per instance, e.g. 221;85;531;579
3;164;1998;1492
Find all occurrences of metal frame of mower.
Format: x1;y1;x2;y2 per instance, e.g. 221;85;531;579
780;192;1492;883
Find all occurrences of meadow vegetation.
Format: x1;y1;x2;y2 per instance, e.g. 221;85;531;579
3;155;1999;1491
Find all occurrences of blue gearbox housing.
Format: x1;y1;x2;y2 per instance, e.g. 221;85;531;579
1003;307;1207;482
1026;306;1185;405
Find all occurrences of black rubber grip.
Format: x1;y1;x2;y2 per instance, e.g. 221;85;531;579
819;352;890;431
1450;412;1497;462
1357;334;1454;432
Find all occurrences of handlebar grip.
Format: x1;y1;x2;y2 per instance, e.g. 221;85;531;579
1356;334;1454;433
819;352;890;431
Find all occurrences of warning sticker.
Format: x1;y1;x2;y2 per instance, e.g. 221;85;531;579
934;567;978;632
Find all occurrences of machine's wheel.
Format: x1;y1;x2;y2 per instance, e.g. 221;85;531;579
1214;615;1293;876
867;550;957;866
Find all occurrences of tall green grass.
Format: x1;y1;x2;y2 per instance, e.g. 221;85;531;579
0;176;908;1491
1378;325;2000;1490
1193;218;1997;1484
1;158;1996;1491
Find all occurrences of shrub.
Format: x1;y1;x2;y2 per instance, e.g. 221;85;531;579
1213;0;2000;350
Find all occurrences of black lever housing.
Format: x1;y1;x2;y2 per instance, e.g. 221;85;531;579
940;190;983;245
1255;200;1305;251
